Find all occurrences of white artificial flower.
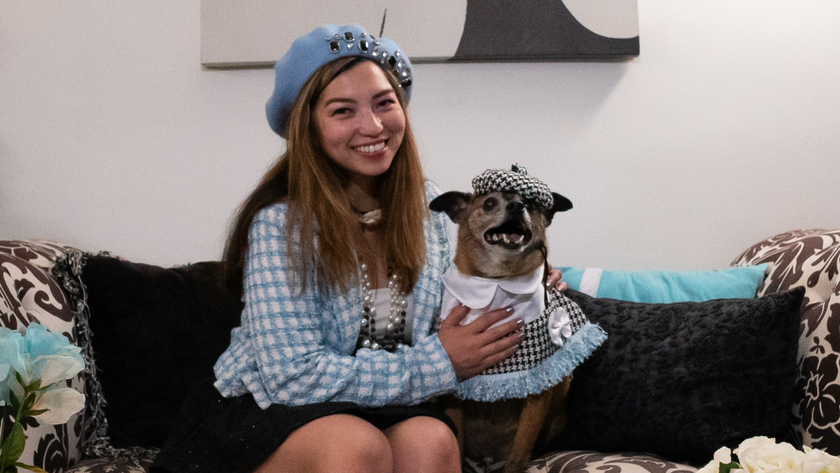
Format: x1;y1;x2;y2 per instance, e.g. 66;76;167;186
30;353;85;387
715;446;733;464
699;438;840;473
736;436;818;473
32;387;85;425
804;446;840;473
696;447;734;473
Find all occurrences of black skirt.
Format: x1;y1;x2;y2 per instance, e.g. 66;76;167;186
151;378;456;473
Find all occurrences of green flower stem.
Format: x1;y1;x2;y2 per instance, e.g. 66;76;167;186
0;391;28;473
0;373;50;473
15;462;47;473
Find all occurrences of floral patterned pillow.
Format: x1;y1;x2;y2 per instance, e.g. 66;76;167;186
0;240;85;473
731;229;840;455
526;450;697;473
0;240;78;338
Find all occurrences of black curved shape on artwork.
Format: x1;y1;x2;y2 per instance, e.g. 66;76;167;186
454;0;639;61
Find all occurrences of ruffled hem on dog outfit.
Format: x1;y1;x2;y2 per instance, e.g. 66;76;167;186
455;320;607;401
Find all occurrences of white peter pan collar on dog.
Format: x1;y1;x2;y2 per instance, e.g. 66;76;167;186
440;265;546;328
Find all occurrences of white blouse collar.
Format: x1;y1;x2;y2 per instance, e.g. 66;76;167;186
442;265;545;309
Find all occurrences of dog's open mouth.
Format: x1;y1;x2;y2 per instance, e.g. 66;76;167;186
484;222;533;249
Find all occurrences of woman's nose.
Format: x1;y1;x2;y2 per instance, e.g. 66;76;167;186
358;109;384;135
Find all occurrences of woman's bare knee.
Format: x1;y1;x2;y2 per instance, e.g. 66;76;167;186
384;416;460;473
255;414;393;473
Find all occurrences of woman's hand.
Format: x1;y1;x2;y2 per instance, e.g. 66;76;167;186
437;305;524;380
546;267;567;292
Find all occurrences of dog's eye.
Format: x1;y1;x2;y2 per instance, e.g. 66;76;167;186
483;198;497;211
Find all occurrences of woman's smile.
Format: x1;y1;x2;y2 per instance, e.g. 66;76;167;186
353;140;388;154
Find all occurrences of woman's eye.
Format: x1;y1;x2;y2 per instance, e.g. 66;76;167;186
332;107;352;116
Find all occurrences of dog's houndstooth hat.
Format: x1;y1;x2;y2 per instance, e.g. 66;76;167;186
471;164;554;211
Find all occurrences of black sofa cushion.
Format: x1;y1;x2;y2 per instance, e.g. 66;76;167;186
81;255;243;449
554;287;804;466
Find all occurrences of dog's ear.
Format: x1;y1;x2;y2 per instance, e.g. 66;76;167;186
429;191;472;224
544;192;573;226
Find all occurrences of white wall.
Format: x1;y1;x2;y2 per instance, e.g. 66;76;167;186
1;1;838;270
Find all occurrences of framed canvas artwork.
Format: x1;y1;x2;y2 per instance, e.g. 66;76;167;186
201;0;639;67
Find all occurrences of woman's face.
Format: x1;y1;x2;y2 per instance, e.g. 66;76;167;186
313;61;406;193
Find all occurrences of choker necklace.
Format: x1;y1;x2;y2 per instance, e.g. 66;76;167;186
356;262;407;352
352;207;382;227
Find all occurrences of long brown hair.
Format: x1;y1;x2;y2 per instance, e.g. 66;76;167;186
223;56;427;298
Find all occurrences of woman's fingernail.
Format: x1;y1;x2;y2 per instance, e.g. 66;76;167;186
518;330;526;338
516;318;525;326
506;306;514;313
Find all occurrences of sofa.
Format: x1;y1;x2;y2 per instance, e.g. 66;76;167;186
1;228;838;473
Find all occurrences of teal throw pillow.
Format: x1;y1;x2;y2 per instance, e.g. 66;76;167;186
558;264;768;303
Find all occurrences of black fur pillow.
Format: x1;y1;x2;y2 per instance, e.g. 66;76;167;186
81;255;243;449
555;287;804;466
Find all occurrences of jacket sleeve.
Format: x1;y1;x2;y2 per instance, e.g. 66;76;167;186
220;204;457;409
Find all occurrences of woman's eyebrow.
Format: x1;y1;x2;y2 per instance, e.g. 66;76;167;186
322;96;356;106
372;88;396;99
323;88;396;106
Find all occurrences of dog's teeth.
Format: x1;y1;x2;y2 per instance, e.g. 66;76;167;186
489;232;527;244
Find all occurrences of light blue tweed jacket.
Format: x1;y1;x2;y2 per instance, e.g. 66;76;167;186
214;181;458;409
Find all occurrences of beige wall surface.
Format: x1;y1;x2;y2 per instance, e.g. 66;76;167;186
1;1;838;269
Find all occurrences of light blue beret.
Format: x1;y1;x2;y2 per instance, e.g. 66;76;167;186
266;23;414;138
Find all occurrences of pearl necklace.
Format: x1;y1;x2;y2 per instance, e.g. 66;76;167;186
356;262;408;352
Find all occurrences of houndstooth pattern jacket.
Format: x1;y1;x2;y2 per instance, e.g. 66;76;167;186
214;181;458;409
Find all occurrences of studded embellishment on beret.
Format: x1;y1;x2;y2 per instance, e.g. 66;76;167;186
324;30;412;90
472;164;554;211
265;23;413;139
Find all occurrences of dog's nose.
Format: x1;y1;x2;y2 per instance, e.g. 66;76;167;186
506;201;525;213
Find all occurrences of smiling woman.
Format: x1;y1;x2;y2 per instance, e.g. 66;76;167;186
150;23;536;473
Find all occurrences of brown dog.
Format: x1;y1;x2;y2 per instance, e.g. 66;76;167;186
430;165;606;473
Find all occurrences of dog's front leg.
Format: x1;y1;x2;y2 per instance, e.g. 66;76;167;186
504;388;555;473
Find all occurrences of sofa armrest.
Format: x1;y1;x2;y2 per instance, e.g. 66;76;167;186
0;240;87;473
732;229;840;455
